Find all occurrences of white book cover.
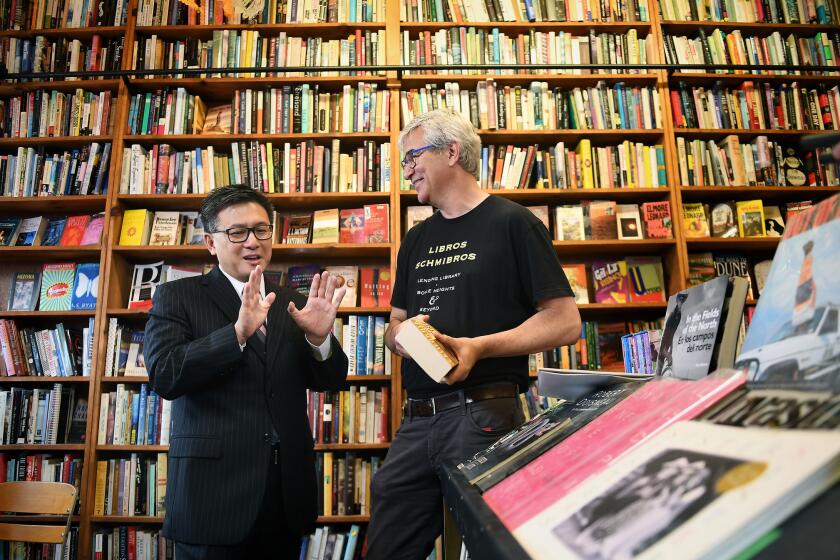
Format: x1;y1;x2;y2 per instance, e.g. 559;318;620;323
514;421;840;560
395;318;457;382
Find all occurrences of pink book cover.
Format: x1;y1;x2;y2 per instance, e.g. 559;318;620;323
483;371;746;531
80;213;104;245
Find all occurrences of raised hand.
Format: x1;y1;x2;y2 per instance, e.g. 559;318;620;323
288;271;347;346
234;265;276;344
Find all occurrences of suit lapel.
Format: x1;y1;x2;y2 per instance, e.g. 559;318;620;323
202;266;267;365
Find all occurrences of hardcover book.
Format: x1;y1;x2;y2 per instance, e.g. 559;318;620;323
80;213;105;245
339;208;366;243
736;199;766;237
561;264;589;304
394;318;458;382
682;202;709;238
71;263;99;310
120;209;152;246
484;372;747;532
39;263;77;311
763;205;786;237
588;200;618;240
710;201;738;238
324;265;358;307
287;264;322;297
626;256;666;303
591;259;629;304
312;209;340;244
128;261;165;310
360;267;392;308
7;272;41;311
736;193;840;388
363;204;390;243
714;254;754;300
41;217;67;246
283;214;312;244
641;201;673;239
616;204;643;240
554;206;585;241
59;214;91;246
513;421;840;560
13;216;46;246
0;217;22;246
149;211;180;246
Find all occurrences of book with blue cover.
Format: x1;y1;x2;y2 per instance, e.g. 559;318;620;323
71;263;99;310
41;217;67;246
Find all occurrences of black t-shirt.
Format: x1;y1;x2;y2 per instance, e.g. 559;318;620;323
392;195;574;398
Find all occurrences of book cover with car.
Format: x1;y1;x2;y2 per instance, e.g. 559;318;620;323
736;193;840;388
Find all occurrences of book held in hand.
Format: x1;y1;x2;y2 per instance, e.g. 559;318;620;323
395;318;458;382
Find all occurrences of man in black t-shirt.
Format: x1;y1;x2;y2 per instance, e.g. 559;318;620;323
366;109;582;559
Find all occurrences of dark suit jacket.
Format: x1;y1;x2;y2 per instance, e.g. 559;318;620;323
144;266;348;545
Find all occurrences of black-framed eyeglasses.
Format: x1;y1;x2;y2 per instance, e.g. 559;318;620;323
401;144;435;169
209;225;274;243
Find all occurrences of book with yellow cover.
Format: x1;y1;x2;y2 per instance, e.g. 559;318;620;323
682;203;710;238
312;208;340;244
120;209;152;246
575;139;594;189
736;199;766;237
395;318;458;382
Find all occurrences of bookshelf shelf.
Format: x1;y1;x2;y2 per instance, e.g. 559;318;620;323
0;136;112;149
0;310;96;318
398;21;653;34
127;76;390;97
97;445;169;452
314;443;390;451
345;375;391;382
0;79;121;95
669;73;838;85
90;516;163;524
111;243;391;259
0;444;85;451
0;515;81;522
0;26;127;40
399;73;660;89
121;133;391;150
317;515;369;523
684;237;781;251
118;191;390;211
552;239;677;256
478;129;664;144
100;375;149;384
401;188;671;204
133;22;386;40
0;246;102;260
0;195;107;213
674;129;815;140
659;20;840;34
0;376;89;383
680;186;840;202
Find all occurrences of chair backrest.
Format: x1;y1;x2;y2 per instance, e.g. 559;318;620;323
0;482;78;545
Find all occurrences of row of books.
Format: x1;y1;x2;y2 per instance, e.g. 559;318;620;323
317;452;381;516
0;263;99;312
0;452;81;485
0;143;111;198
0;88;114;139
133;29;386;78
401;0;651;22
536;200;672;242
136;0;384;26
118;209;203;247
0;385;84;445
127;88;207;136
562;257;667;305
93;527;172;560
335;315;392;376
401;80;662;132
403;29;651;78
621;329;659;374
0;35;125;80
664;29;840;76
93;453;167;517
103;320;147;377
682;199;786;238
1;0;129;30
659;0;839;23
0;318;95;377
0;528;78;560
671;82;840;132
675;135;839;187
308;386;390;445
97;384;173;447
688;252;772;299
532;319;663;371
278;204;390;245
0;213;103;247
302;524;362;560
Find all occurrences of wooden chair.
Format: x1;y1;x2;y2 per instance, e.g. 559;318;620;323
0;481;78;550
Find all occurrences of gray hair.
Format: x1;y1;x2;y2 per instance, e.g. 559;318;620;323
398;108;481;179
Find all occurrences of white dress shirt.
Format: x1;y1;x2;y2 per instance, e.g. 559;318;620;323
218;265;332;361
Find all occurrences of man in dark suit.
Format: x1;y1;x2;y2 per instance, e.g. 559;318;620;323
145;185;349;559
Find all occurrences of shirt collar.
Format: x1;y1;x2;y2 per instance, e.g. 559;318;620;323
218;265;265;300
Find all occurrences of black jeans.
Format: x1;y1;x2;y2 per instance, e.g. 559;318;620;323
366;393;525;560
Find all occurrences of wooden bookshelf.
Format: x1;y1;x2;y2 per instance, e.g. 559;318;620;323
1;0;838;556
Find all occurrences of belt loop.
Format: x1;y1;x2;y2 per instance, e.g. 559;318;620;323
458;389;467;415
406;401;413;422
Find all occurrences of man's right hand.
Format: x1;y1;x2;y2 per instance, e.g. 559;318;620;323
392;314;430;358
234;265;276;345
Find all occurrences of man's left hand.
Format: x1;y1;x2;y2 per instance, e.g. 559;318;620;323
288;271;347;346
434;333;484;385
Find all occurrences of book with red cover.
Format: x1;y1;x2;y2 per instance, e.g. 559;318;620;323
641;201;673;238
363;204;390;243
483;371;747;531
59;215;91;246
339;208;365;244
360;267;392;307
